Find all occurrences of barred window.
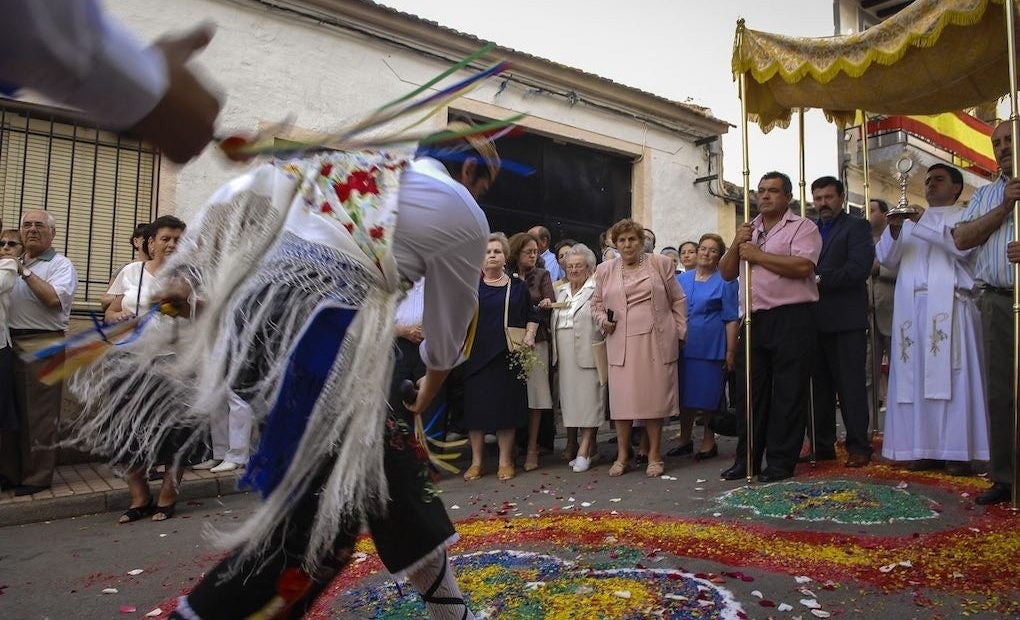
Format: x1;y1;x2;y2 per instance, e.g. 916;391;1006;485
0;99;160;308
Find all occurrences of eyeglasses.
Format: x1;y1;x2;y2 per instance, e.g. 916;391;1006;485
0;240;21;248
698;245;721;254
522;249;539;256
21;222;50;230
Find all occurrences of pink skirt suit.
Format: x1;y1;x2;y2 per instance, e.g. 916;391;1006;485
592;253;687;420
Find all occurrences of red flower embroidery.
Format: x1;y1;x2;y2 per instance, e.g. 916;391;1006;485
369;225;385;240
344;222;354;233
319;163;333;178
320;201;332;214
333;169;379;203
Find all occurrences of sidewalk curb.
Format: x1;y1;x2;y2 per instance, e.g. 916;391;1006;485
0;474;246;527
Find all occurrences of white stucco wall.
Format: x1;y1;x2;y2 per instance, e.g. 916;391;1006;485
105;0;730;244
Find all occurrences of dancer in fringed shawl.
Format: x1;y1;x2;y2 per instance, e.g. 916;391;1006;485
65;119;501;619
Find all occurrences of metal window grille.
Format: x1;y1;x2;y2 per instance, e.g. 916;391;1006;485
0;99;160;307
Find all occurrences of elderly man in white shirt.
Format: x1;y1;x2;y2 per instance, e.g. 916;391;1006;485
0;210;77;496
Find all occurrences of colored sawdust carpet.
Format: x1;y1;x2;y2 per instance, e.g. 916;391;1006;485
716;479;940;524
311;467;1019;619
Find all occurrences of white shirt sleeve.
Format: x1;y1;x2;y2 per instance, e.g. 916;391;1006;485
107;262;133;297
0;0;168;130
47;255;79;315
0;259;17;295
418;239;483;370
392;161;489;371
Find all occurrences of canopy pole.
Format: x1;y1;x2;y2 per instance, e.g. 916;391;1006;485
737;20;754;484
798;108;817;466
861;111;881;444
1004;0;1020;512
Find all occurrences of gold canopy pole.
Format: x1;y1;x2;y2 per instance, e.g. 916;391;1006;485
1004;0;1020;511
737;20;754;484
861;111;881;443
798;108;817;466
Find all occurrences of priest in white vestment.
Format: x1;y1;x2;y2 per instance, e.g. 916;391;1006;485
876;164;990;473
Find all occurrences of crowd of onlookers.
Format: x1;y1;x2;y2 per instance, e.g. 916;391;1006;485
428;120;1018;508
421;220;739;481
0;212;255;523
2;118;1017;512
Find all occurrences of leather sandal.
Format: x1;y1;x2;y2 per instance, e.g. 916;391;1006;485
463;465;483;481
608;461;628;477
497;465;515;481
646;461;665;478
119;499;154;524
151;503;176;521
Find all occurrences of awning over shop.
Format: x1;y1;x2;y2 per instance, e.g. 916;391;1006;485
732;0;1012;132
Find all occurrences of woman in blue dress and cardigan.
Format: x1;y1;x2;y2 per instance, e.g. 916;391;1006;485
673;233;739;459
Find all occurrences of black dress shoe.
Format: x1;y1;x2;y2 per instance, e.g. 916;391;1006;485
14;484;50;497
721;463;751;480
666;442;694;457
693;445;719;461
635;453;649;465
975;483;1012;505
905;459;944;472
757;469;794;483
945;461;973;476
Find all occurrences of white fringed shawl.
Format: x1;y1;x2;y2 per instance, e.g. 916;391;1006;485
69;152;406;573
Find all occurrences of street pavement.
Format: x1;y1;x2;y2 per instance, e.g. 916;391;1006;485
1;433;1018;619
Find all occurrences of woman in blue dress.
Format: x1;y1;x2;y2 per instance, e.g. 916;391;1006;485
671;233;739;460
462;232;538;482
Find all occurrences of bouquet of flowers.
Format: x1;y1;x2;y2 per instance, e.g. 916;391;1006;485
508;344;543;382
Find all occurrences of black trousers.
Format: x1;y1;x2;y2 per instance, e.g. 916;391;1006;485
174;338;456;620
811;329;871;456
733;303;816;475
978;290;1015;486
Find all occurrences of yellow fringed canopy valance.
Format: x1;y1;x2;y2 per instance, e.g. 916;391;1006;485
732;0;1013;132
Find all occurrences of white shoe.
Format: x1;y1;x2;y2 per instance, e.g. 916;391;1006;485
572;456;591;473
210;461;241;473
192;459;220;470
568;458;577;468
445;431;464;441
483;433;497;445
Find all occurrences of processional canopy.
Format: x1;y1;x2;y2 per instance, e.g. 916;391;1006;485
732;0;1014;132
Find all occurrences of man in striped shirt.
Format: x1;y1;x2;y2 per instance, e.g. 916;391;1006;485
953;121;1020;505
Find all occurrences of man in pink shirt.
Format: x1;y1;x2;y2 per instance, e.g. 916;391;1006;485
719;171;822;482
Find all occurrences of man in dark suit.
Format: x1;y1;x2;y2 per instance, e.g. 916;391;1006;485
807;176;876;467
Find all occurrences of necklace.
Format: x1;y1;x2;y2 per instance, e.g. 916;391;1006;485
623;253;645;269
483;273;507;285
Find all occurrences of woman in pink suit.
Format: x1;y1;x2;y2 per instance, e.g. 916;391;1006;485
593;219;687;477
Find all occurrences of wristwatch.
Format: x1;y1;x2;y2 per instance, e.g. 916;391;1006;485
21;267;32;280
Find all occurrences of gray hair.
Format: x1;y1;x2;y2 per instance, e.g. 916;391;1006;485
564;243;597;272
21;209;56;229
488;231;510;258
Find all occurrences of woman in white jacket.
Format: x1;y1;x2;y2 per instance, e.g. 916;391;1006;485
551;244;605;472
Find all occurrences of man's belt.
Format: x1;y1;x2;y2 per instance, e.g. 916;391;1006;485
10;328;65;337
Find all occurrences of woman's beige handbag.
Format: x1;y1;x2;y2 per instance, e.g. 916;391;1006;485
503;281;528;350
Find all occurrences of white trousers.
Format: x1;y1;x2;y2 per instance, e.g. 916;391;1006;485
211;391;254;463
